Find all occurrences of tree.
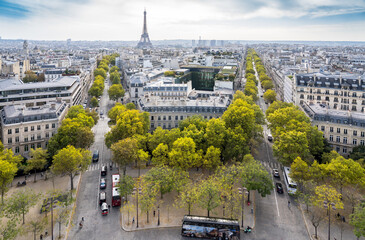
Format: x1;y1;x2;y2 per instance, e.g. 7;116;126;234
204;118;227;151
308;206;326;239
5;189;40;224
98;62;109;72
139;177;158;223
85;108;99;125
118;175;134;202
228;74;236;81
107;103;127;124
26;148;48;182
263;89;276;103
273;130;311;165
94;68;106;79
197;177;221;217
350;145;365;161
54;207;69;239
89;86;103;98
322;150;340;164
126;103;136;110
168;137;202;170
110;72;121;85
203;146;221;173
0;219;20;240
240;156;273;199
175;181;199;215
26;217;48;240
121;201;135;225
109;66;119;73
151;143;169;166
108;84;125;101
179;115;207;132
0;159;18;204
23;70;39;83
289;157;310;190
261;80;274;90
350;204;365;239
105;110;150;148
111;138;138;175
164;71;175;77
51;146;91;191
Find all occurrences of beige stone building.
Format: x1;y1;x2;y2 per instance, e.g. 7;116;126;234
0;101;68;158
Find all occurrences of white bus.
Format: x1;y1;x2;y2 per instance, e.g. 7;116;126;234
283;167;297;195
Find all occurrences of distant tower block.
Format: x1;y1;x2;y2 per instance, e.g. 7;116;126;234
137;9;152;49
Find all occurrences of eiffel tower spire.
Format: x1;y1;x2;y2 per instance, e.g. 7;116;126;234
137;9;152;48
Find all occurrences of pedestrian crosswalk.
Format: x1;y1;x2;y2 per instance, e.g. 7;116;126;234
87;162;117;172
261;161;282;170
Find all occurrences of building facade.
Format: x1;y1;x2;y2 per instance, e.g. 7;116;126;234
302;103;365;156
295;73;365;113
0;101;68;157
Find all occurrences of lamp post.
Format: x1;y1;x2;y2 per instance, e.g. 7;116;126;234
136;179;140;228
324;201;336;240
157;205;160;226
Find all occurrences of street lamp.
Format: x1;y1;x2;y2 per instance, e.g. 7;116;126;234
157;205;160;226
323;201;336;240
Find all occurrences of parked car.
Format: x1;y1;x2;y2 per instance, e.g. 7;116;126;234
100;178;106;189
275;182;283;194
101;202;108;215
101;166;107;176
92;150;99;162
268;134;273;141
99;191;106;205
273;169;280;178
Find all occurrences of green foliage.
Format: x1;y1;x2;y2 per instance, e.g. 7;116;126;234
263;89;276;103
111;138;138;175
126;103;136;110
0;218;20;240
4;189;40;224
110;71;121;85
109;66;119;73
22;70;38;83
108;84;125;101
350;204;365;238
51;145;91;190
351;145;365;161
25;148;48;182
94;68;107;79
203;146;221;171
151;143;169;166
179;115;207;132
168;137;202;170
105;110;150;148
117;175;134;202
0;146;19;204
107;103;127;124
88;85;103;98
175;181;199;215
164;71;175;77
90;96;99;108
197;177;221;217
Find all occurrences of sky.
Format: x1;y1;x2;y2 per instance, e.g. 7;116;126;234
0;0;365;41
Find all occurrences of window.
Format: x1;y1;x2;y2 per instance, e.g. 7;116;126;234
24;137;28;142
168;116;171;121
37;143;42;148
163;116;166;121
353;139;357;145
329;135;333;142
15;146;19;154
158;116;161;121
31;126;34;131
37;125;41;130
15;136;19;143
15;128;19;133
337;128;341;133
46;124;49;129
180;116;183;120
175;116;178;120
354;130;357;136
8;129;12;134
8;138;12;144
24;145;29;152
336;136;341;142
37;134;41;140
336;146;340;152
361;132;365;137
344;129;348;134
361;140;365;146
343;137;347;144
52;123;56;128
151;116;154;121
31;144;35;149
343;148;347;154
46;133;49;138
321;126;325;131
31;135;35;141
24;127;28;132
330;127;333;133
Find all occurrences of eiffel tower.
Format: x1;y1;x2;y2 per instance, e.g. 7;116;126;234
137;9;152;48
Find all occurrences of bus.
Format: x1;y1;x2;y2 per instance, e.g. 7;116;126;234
181;215;240;239
111;174;121;207
283;167;297;195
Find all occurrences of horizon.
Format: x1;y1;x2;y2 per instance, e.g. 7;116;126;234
0;0;365;42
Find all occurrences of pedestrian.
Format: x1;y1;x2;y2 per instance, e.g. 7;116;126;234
132;217;135;224
288;201;291;208
108;204;111;210
45;230;48;236
153;210;156;217
82;217;84;222
40;234;43;240
251;208;254;214
342;216;345;222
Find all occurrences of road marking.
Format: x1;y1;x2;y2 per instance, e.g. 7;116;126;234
272;175;280;218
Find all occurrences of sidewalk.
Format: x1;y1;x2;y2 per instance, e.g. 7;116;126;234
121;166;256;233
7;171;82;240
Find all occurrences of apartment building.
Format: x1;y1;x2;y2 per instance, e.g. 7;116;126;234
0;100;68;157
302;103;365;156
295;73;365;112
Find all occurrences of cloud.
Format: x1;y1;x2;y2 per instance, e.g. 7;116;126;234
0;0;29;18
0;0;364;41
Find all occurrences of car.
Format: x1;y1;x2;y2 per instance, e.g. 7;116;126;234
268;134;273;141
92;150;99;162
101;166;107;176
100;110;104;116
273;169;280;178
275;182;283;194
100;178;106;189
101;202;108;215
99;191;106;205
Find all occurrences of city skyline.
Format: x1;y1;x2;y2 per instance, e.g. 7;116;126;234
0;0;365;41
